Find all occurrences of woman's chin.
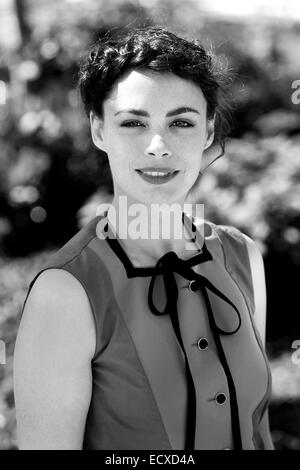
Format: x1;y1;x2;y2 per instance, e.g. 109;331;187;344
133;194;186;207
115;186;187;206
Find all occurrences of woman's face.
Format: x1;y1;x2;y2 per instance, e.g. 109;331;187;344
91;69;214;205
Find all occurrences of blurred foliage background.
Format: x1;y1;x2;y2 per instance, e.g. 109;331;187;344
0;0;300;450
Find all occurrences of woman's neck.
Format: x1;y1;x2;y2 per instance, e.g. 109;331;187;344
107;194;201;267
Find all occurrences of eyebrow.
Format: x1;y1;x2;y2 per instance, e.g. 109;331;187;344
114;106;200;117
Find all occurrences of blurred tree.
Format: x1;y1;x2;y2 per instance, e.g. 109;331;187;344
14;0;31;47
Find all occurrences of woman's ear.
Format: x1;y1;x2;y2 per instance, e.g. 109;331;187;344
90;111;106;152
203;118;215;150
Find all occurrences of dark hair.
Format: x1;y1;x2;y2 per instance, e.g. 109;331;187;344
78;26;232;159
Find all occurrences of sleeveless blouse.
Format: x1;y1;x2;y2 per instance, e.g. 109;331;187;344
21;211;274;450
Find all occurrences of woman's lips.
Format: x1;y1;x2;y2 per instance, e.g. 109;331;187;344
135;169;179;185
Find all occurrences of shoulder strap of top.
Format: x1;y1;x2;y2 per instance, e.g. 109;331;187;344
209;223;255;316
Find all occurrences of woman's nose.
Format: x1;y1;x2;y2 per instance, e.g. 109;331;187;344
144;134;172;159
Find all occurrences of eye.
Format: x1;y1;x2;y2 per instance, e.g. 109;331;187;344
171;120;194;128
120;120;145;128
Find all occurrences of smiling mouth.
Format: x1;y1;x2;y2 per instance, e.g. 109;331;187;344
135;169;179;176
135;169;180;185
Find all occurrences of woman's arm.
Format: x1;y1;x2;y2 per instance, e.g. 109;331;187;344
243;235;274;450
243;235;267;344
13;269;96;450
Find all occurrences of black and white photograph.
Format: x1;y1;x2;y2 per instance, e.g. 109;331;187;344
0;0;300;452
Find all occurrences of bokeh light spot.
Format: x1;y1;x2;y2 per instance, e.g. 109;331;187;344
30;206;47;223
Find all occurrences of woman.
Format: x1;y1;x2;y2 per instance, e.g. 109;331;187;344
13;26;274;450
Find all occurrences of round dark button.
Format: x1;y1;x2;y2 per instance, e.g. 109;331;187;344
215;392;227;405
188;280;199;292
197;338;209;351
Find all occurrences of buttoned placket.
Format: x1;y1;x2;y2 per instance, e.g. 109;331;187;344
184;275;239;450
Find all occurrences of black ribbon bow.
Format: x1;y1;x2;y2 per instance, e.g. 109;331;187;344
147;250;243;450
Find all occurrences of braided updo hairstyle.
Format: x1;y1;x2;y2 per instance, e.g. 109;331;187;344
78;26;232;159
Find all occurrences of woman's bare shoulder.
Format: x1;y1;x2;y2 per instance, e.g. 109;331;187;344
18;268;96;360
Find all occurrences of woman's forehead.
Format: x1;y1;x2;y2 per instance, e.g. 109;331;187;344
104;69;207;114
